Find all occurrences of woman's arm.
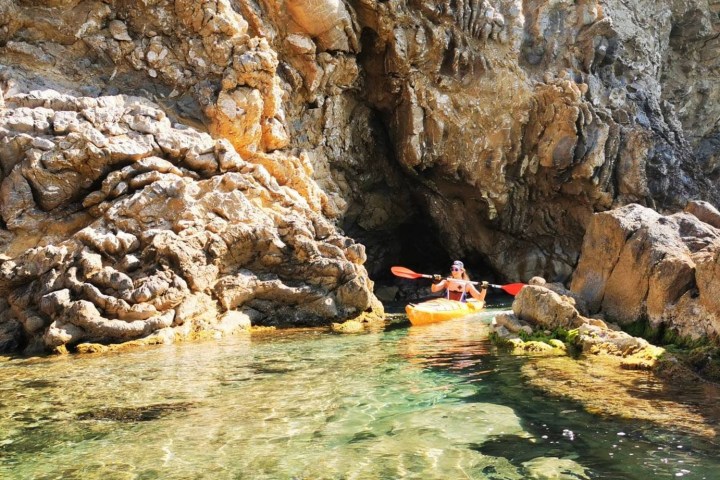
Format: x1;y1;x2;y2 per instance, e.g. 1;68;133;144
431;279;446;293
468;282;488;301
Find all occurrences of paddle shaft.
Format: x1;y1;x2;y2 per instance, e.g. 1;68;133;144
390;266;524;295
408;273;500;288
437;278;503;289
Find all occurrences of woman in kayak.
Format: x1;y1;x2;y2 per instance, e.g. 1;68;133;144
431;260;488;302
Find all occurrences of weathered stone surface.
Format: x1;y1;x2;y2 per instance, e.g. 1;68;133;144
0;92;381;353
4;0;717;287
2;0;720;355
216;310;252;335
351;0;720;282
494;282;662;366
571;203;720;343
686;200;720;230
330;319;364;334
492;312;533;335
512;285;585;331
528;276;589;316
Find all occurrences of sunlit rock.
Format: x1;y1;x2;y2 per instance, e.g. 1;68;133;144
2;0;720;353
686;200;720;229
512;285;585;330
0;92;381;353
331;319;363;334
495;282;664;366
571;203;720;344
492;312;533;335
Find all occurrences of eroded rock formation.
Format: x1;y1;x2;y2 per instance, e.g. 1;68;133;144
494;201;720;378
354;0;719;281
1;0;720;352
493;283;664;369
0;90;380;352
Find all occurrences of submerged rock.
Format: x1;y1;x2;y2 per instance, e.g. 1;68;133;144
331;319;364;334
522;355;719;438
521;456;590;480
77;402;194;422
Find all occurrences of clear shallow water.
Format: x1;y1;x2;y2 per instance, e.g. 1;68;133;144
1;309;719;479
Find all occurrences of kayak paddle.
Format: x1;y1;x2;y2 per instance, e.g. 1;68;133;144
390;266;525;296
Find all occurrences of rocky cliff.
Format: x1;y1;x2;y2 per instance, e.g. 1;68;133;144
1;0;719;352
353;0;720;281
0;90;381;353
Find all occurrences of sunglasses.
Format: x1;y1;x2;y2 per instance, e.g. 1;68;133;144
451;267;462;271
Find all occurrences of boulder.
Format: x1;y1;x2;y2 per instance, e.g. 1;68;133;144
571;203;720;343
495;283;664;367
686;200;720;229
331;319;364;334
492;312;533;335
512;285;585;330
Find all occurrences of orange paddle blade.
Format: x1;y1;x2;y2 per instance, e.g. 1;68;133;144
392;266;524;295
390;266;429;279
500;283;525;296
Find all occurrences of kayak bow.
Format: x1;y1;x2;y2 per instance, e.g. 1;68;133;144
405;298;485;326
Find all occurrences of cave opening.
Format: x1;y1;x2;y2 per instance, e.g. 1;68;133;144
350;210;507;307
351;212;495;288
391;217;453;279
344;214;445;284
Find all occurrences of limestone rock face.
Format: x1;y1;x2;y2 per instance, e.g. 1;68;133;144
512;285;585;331
0;91;381;352
353;0;719;282
1;0;720;355
571;203;720;343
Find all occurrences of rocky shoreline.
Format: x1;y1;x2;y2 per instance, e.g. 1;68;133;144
2;0;720;357
0;91;381;354
490;201;720;384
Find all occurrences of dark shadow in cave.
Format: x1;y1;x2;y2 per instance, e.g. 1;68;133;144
392;216;454;279
350;213;497;291
344;213;450;285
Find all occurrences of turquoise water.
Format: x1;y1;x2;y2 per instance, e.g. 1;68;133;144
1;308;719;479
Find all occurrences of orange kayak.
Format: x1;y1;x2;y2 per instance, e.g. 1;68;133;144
405;298;485;326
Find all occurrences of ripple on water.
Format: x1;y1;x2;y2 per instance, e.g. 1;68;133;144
1;311;720;479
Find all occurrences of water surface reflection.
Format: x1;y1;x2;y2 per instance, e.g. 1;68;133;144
0;310;718;479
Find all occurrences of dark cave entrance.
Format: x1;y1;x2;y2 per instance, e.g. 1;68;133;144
347;214;495;287
391;219;452;278
344;216;445;283
348;212;507;308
